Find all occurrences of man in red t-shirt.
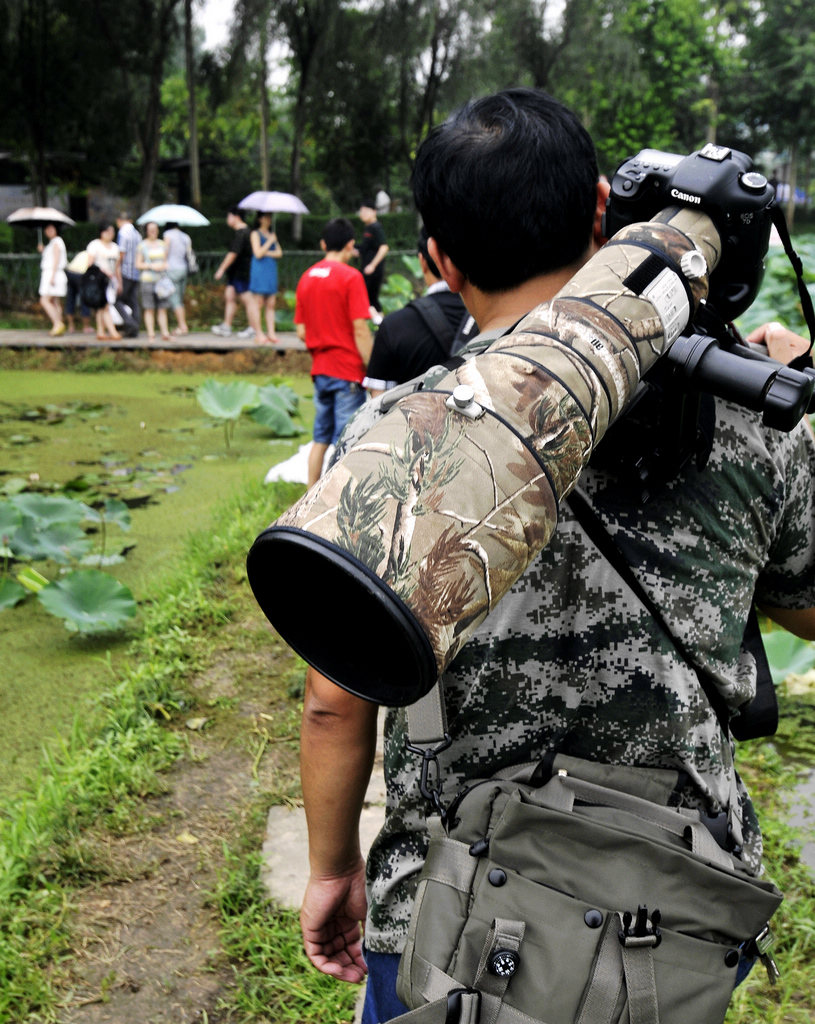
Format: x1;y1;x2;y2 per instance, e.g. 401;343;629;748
295;218;373;486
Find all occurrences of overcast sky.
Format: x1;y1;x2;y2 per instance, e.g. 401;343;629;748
201;0;234;49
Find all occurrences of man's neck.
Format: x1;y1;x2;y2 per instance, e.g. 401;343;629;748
467;265;583;334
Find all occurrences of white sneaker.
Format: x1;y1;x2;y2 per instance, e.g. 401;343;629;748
237;326;256;339
211;322;233;337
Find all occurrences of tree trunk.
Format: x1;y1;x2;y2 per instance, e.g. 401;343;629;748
185;0;201;206
135;38;169;214
259;21;270;190
786;140;798;231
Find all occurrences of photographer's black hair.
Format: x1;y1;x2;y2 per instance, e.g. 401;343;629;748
321;217;355;252
411;87;598;293
417;226;441;279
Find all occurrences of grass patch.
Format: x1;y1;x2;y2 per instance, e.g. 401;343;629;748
214;848;361;1023
0;462;812;1022
725;691;815;1023
0;477;306;1022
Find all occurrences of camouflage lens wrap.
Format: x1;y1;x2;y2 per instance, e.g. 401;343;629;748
248;212;721;704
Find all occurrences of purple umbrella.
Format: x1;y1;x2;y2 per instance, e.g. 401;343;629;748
238;191;309;215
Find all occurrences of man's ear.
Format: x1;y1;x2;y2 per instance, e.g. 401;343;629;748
428;237;465;293
593;177;611;246
319;239;327;252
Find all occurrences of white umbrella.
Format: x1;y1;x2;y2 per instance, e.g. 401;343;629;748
7;206;76;228
137;204;210;227
238;191;310;215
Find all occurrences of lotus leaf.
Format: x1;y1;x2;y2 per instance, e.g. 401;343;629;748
81;498;132;531
10;519;92;563
249;388;300;436
258;383;299;414
0;501;23;542
10;493;86;526
1;477;28;496
762;628;815;684
103;498;133;530
16;566;49;593
196;379;260;421
0;578;26;610
37;570;137;634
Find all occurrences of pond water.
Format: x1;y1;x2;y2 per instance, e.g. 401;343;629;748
0;369;312;795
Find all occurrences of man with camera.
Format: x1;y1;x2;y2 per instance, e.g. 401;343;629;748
297;89;815;1023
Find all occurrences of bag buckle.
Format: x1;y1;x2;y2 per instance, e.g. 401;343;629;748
405;734;452;819
745;923;781;984
619;905;662;948
446;987;481;1024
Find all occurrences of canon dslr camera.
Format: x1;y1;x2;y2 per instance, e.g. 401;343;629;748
604;143;775;322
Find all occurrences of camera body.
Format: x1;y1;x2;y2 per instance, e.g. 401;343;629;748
604;144;775;321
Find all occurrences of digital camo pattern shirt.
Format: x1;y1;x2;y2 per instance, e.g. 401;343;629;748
355;394;815;953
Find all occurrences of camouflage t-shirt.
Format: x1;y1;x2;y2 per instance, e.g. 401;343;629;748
332;344;815;954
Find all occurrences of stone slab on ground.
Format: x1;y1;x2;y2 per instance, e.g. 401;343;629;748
261;713;387;1024
261;712;386;909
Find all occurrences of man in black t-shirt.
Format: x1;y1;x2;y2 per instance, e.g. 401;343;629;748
212;207;264;340
363;229;476;394
356;200;389;320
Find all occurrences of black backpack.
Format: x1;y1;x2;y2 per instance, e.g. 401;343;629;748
80;265;109;309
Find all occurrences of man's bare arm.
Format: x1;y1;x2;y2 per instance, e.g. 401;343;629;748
353;319;373;364
299;667;378;982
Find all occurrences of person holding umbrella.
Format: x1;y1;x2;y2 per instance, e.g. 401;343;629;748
38;222;68;336
7;207;75;336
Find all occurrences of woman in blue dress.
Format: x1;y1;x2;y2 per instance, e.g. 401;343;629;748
250;212;283;343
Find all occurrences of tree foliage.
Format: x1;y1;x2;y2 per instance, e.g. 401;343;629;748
2;0;814;218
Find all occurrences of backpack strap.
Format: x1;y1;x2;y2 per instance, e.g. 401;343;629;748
566;488;777;742
565;488;731;736
409;295;458;358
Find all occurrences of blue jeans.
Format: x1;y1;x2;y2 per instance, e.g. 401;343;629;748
312;375;366;445
361;950;409;1024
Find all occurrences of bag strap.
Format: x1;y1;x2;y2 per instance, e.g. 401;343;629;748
409;294;458;358
770;204;815;368
566;488;778;742
565;488;733;736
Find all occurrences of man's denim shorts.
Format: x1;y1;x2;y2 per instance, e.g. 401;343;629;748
312;374;366;445
228;276;250;294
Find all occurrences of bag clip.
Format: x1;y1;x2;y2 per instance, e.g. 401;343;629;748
406;734;452;819
745;923;781;984
445;987;481;1024
619;905;662;948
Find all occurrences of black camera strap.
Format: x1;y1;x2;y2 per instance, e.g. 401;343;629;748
770;205;815;367
566;488;777;742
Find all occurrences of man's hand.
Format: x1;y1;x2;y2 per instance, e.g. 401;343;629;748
746;321;810;365
300;861;368;983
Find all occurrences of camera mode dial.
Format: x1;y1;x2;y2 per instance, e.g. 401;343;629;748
740;171;769;195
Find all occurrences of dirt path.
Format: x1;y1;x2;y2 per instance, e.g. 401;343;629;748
55;620;302;1024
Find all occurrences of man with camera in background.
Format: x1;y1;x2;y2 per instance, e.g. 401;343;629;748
297;88;815;1023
